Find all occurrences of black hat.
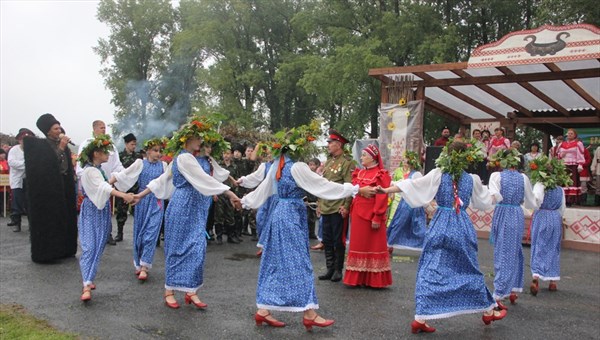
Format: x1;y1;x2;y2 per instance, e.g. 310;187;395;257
36;113;60;135
233;143;245;154
123;133;137;143
326;129;349;144
441;126;450;131
16;128;35;140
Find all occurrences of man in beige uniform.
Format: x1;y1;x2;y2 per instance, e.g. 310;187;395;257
318;129;356;282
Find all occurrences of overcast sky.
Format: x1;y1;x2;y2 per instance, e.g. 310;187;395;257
1;0;115;144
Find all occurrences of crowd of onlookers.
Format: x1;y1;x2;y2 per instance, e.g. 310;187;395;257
431;126;599;207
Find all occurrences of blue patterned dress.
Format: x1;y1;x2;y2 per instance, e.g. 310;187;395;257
256;158;318;311
163;151;210;293
197;155;214;214
256;161;274;247
386;170;427;251
491;170;525;300
132;160;164;270
78;165;111;286
530;187;564;281
414;171;495;320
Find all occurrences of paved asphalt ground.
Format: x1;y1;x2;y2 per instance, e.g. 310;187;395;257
1;215;599;340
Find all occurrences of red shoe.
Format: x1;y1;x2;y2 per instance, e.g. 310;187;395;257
89;283;96;290
388;247;393;255
509;292;518;304
255;312;285;327
135;269;141;276
185;293;207;309
495;300;508;310
530;278;539;296
482;309;507;325
80;287;92;302
310;243;324;251
164;292;179;309
138;269;148;281
549;282;557;291
256;249;263;257
411;320;435;334
303;315;334;331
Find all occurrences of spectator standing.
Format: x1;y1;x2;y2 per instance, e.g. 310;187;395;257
6;128;34;231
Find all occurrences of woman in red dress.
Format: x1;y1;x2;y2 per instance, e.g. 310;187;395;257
343;144;392;288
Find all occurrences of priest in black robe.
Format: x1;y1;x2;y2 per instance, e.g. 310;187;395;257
24;113;78;263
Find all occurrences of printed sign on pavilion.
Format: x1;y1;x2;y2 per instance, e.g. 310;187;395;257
379;100;424;172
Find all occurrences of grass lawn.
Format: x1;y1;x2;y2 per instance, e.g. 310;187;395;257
0;304;78;340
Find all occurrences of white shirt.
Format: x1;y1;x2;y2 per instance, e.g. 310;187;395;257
488;171;543;210
112;158;167;193
241;161;358;210
81;167;114;210
75;137;124;178
146;153;230;200
393;168;493;211
7;145;26;189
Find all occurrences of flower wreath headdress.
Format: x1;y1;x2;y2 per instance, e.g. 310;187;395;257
165;115;229;157
529;155;573;190
143;137;169;151
487;148;521;169
78;134;114;167
404;150;422;171
435;138;484;213
270;120;322;180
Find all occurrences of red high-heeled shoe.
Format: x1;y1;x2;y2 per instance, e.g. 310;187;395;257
496;300;508;310
164;292;179;309
482;309;507;325
303;315;334;331
530;278;539;296
411;320;435;334
185;293;207;309
255;312;285;327
80;287;92;302
549;282;557;291
509;292;518;304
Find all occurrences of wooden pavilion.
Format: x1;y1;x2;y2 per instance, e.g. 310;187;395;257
369;23;600;150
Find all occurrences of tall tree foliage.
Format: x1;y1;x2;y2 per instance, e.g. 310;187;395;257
96;0;599;143
95;0;176;139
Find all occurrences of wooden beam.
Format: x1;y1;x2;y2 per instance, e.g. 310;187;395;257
384;68;597;87
496;66;571;116
513;116;600;124
452;69;534;117
369;62;468;76
414;72;505;120
544;63;600;111
425;98;469;122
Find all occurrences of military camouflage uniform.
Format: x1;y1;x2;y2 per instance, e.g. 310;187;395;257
234;158;257;238
114;149;142;241
214;160;240;244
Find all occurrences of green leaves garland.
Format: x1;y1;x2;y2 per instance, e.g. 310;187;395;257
529;155;573;190
78;134;114;167
435;138;484;182
487;148;521;169
270;120;322;161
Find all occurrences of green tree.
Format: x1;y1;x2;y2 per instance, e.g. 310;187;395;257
95;0;175;138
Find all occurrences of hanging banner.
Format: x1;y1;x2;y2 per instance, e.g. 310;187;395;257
379;100;424;172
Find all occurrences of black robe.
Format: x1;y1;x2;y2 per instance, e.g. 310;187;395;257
24;137;78;263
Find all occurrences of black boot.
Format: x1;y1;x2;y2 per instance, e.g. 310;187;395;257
215;224;224;245
12;220;21;232
107;234;117;245
250;228;258;241
114;224;124;242
7;215;20;227
331;247;345;282
318;247;335;280
226;224;240;244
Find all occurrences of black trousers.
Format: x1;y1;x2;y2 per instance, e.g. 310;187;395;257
321;212;345;249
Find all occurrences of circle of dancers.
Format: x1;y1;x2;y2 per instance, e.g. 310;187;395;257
11;113;579;334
